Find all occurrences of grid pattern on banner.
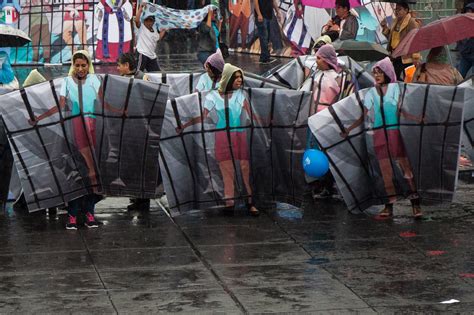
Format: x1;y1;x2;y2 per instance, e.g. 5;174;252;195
146;72;291;99
159;88;312;213
460;80;474;156
267;55;374;92
0;74;169;211
0;119;14;205
309;83;466;213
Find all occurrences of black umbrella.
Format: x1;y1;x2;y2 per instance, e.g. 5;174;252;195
0;25;31;48
332;40;390;61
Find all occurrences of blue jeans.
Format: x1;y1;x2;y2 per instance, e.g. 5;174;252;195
256;18;272;62
458;55;474;78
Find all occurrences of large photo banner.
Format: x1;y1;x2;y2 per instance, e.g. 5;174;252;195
0;74;168;211
308;83;469;213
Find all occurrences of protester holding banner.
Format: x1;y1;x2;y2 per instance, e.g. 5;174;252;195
307;44;343;199
381;2;420;80
116;52;151;212
117;52;145;79
340;57;423;219
135;3;166;72
195;49;224;92
197;8;221;65
177;63;262;216
254;0;280;64
28;51;101;229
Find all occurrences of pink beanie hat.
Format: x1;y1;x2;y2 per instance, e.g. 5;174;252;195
316;44;340;71
205;49;225;73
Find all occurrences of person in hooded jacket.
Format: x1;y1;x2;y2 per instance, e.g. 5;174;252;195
177;63;262;216
195;49;225;92
340;57;423;219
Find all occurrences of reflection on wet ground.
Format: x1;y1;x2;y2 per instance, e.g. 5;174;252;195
1;179;473;313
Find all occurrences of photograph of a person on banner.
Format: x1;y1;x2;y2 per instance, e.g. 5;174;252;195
62;0;89;53
177;63;264;216
28;50;99;188
28;50;100;229
22;0;52;63
340;57;422;219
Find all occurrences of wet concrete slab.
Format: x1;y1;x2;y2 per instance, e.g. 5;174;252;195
0;272;104;298
198;242;312;266
0;251;94;275
100;266;221;293
82;227;189;250
0;294;115;314
109;290;241;314
181;224;292;246
212;263;334;289
89;247;201;271
232;285;371;313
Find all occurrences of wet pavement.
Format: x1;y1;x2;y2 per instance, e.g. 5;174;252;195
1;176;474;313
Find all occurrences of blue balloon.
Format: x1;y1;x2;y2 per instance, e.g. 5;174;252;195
302;149;329;178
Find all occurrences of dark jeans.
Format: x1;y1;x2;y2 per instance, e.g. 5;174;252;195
256;18;272;62
458;55;474;78
137;53;161;72
68;194;96;217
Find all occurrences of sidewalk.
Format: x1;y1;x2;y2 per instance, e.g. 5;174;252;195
0;179;473;313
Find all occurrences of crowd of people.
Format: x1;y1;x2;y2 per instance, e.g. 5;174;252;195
0;1;473;230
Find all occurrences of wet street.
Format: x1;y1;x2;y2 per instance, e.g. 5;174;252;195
1;175;474;313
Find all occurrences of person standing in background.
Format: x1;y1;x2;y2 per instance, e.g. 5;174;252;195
456;3;474;78
253;0;280;64
381;2;420;80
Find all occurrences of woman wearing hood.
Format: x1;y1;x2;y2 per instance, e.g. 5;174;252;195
195;49;225;92
177;63;261;216
308;44;343;199
340;57;422;219
413;46;463;85
29;50;124;229
0;52;19;91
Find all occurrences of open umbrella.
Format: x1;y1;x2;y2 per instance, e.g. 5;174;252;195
0;25;31;47
302;0;362;8
392;14;474;57
332;39;389;61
